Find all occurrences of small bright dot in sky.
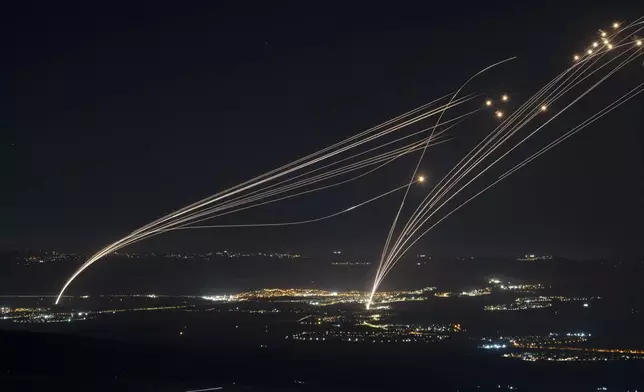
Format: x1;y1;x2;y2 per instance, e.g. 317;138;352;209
583;303;589;307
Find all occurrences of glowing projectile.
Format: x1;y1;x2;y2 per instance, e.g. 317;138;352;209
540;105;547;112
485;100;493;106
612;22;620;29
418;176;425;183
501;94;509;102
573;55;580;61
495;111;504;118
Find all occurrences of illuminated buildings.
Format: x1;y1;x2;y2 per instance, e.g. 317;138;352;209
486;295;599;311
502;351;644;362
201;287;437;307
517;254;553;261
485;302;552;311
17;250;78;264
292;330;450;344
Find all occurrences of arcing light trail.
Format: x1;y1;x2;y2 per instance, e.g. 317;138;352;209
367;18;644;308
371;43;644;306
373;81;644;298
55;19;643;306
54;93;477;304
170;179;423;230
376;57;516;300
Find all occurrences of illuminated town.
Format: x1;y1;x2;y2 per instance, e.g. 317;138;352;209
1;277;641;368
6;7;644;391
291;330;450;344
485;295;599;311
202;287;436;306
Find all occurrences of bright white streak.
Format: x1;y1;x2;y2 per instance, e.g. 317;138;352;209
368;57;515;308
373;47;643;290
171;180;418;229
55;95;473;304
375;30;644;285
387;82;644;270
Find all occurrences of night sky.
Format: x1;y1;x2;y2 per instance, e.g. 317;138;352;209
5;2;643;259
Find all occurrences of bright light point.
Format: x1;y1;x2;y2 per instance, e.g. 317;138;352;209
540;105;547;112
495;111;503;118
637;40;642;46
601;31;607;37
501;94;509;102
612;22;619;29
573;54;580;61
485;100;493;106
607;43;613;50
418;176;425;183
583;303;589;308
592;41;599;48
587;49;593;55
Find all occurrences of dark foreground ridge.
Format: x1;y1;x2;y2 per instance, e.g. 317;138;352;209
2;330;643;391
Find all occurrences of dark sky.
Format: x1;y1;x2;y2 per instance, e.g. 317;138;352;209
4;1;643;259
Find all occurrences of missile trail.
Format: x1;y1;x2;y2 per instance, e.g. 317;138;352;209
54;18;643;306
55;93;474;304
367;20;643;307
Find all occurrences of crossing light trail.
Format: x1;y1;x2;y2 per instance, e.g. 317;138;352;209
367;17;644;308
169;178;422;230
54;93;477;304
378;81;644;289
375;57;516;302
54;18;643;306
372;44;644;306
